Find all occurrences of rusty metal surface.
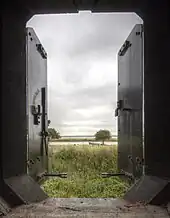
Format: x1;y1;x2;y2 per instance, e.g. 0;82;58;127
26;27;48;181
3;198;170;217
117;24;144;178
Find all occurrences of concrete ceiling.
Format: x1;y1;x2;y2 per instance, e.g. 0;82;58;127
19;0;144;15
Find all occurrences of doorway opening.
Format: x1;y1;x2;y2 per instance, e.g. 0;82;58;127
26;11;143;198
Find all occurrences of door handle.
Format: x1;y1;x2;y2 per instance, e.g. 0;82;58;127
41;87;48;156
31;104;41;115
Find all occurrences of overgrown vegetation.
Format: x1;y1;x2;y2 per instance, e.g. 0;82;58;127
42;145;129;198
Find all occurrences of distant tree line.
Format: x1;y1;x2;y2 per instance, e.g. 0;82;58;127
48;128;112;144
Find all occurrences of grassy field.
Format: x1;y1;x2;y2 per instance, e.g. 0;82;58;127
42;144;129;198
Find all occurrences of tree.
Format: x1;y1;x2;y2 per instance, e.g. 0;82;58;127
48;128;61;139
94;129;111;145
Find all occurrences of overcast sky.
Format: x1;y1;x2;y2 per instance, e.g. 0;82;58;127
27;12;142;136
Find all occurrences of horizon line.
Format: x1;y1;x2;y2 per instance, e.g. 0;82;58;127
60;135;117;137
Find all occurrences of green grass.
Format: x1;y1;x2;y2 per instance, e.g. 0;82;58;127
42;145;129;198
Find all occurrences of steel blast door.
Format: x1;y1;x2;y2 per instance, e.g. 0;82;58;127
26;27;48;181
116;24;144;179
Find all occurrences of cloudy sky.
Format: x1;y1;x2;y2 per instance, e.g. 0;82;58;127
27;12;142;136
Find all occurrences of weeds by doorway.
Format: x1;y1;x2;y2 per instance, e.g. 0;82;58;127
42;145;129;197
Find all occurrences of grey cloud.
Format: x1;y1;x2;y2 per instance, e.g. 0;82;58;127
69;83;117;104
49;79;117;129
49;83;117;112
67;13;142;57
62;60;92;85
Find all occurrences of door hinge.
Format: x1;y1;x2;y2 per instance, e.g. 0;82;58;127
36;43;47;59
136;24;144;38
118;40;132;56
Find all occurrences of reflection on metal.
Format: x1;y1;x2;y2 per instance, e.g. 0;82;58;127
26;27;48;182
117;24;144;179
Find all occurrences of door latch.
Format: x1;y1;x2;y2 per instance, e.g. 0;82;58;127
31;105;42;125
115;100;123;117
115;100;132;117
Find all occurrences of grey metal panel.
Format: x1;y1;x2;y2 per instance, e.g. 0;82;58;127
4;175;48;204
124;175;170;205
117;24;144;178
26;27;48;181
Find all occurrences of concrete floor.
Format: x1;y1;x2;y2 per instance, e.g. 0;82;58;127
3;198;170;217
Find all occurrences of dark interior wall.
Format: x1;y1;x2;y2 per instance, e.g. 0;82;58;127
1;10;28;178
143;2;170;178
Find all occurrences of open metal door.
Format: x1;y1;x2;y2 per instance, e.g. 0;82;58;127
26;27;48;182
116;24;144;179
